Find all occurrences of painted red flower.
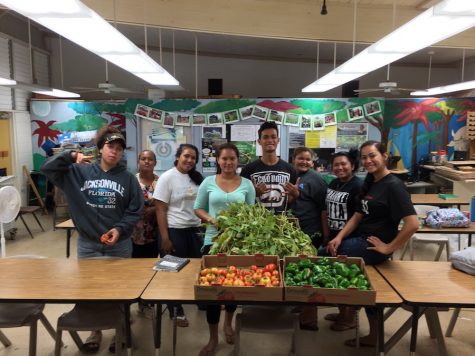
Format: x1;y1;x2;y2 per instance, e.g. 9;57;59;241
107;113;126;130
395;98;441;130
32;120;61;147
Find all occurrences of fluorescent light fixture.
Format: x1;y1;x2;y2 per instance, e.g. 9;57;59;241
302;0;475;92
411;80;475;96
0;78;80;97
32;88;81;98
0;0;179;86
0;77;17;85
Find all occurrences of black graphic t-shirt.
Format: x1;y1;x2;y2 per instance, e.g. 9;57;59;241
356;174;416;244
241;158;297;214
326;175;362;239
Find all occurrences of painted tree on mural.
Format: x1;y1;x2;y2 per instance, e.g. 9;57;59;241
433;99;463;150
394;98;443;170
288;99;347;114
32;120;61;147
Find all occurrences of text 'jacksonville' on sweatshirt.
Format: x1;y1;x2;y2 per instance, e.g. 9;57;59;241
41;150;144;242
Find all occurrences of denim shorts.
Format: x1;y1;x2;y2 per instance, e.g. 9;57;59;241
77;236;132;259
318;234;390;266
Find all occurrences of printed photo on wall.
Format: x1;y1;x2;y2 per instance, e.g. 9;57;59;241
284;113;300;126
239;105;254;120
312;115;325;131
363;101;382;116
268;110;284;124
175;114;191;126
134;104;150;118
252;105;270;120
202;126;226;139
299;115;312;130
207;112;224;125
347;106;364;121
162;112;176;128
324;112;337;126
223;109;240;124
192;114;207;126
148;108;163;122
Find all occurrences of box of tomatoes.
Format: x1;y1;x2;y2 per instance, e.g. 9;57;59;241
283;256;376;305
194;254;283;301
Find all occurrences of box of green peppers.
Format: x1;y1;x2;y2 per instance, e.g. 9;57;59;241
283;256;375;305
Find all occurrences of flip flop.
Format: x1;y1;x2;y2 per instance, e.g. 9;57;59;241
324;313;340;322
330;321;357;331
344;338;375;348
81;332;102;354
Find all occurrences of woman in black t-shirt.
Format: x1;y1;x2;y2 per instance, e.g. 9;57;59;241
325;141;418;347
322;150;363;331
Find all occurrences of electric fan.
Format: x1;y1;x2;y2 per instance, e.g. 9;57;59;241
0;186;21;257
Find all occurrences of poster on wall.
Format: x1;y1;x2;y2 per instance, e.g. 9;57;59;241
233;141;257;166
146;126;184;172
347;106;364;121
320;125;337;148
202;138;227;173
230;125;258;142
336;123;368;149
288;126;305;148
202;125;226;140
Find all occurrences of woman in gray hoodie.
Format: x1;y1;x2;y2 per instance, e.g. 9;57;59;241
41;125;143;352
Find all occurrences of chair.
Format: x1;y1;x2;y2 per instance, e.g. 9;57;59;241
0;255;56;356
52;187;69;230
234;306;299;356
400;205;450;261
54;304;125;356
15;206;45;239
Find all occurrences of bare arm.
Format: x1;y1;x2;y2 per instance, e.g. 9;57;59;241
194;208;216;225
367;214;419;255
155;200;174;254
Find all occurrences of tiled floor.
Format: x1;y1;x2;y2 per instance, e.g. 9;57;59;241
1;212;474;355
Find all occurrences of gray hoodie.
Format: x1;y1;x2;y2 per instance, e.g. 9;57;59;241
41;150;144;242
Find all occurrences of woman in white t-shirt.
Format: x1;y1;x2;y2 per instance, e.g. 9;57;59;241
153;143;204;327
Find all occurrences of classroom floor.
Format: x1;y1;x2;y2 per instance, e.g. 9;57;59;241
1;212;474;356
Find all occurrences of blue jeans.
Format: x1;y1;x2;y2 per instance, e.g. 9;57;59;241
77;236;132;259
318;234;390;266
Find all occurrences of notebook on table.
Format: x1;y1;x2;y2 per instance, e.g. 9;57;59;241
153;255;190;272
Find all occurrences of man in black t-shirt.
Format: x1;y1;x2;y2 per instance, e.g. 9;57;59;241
241;121;297;214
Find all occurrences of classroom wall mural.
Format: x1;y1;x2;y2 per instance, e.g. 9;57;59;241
384;98;472;172
30;97;473;177
30;100;134;170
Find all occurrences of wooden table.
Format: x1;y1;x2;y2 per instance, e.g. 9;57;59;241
0;258;157;350
141;259;402;354
376;261;475;355
55;219;75;258
410;194;469;209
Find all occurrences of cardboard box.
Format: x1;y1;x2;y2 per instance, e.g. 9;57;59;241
283;256;376;306
194;254;283;301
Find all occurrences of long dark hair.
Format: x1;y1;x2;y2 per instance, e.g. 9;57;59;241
359;140;387;199
330;149;359;172
174;144;203;185
216;143;240;174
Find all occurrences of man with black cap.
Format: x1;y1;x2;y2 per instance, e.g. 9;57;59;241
41;126;143;352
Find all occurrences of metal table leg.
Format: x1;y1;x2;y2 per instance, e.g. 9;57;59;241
410;306;419;356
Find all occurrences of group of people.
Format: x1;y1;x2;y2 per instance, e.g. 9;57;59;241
41;121;418;354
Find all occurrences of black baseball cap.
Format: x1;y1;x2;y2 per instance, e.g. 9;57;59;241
101;133;126;149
